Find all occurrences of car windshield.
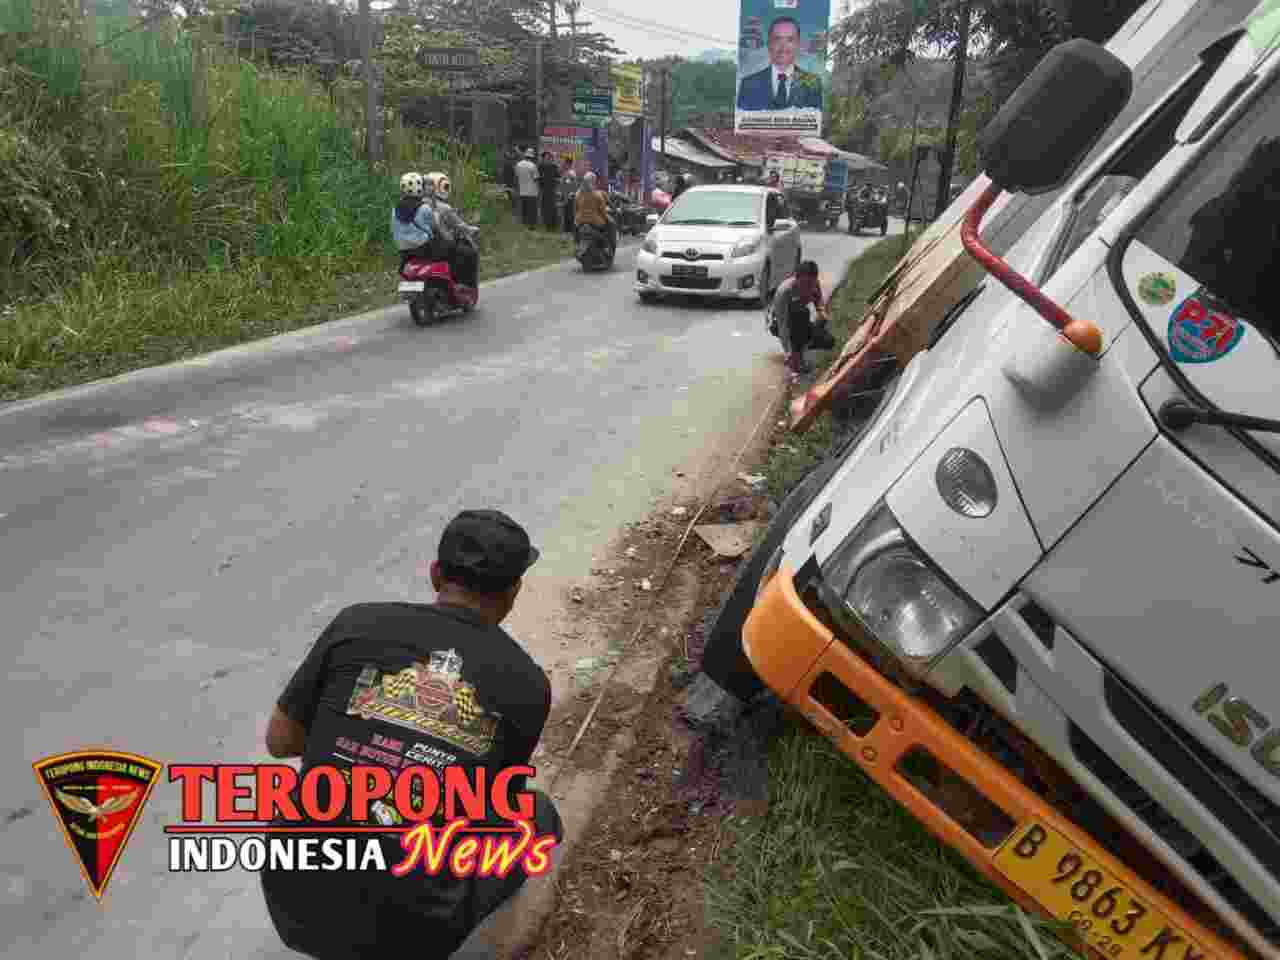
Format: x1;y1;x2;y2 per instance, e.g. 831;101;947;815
1128;77;1280;367
665;191;761;226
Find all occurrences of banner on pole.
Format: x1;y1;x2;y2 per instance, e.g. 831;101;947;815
611;64;644;116
734;0;831;134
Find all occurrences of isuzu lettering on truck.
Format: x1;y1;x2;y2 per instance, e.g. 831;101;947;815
710;9;1280;960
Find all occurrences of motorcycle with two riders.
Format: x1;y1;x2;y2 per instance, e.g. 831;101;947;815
395;171;481;326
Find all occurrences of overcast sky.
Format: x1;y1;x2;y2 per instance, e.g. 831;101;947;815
575;0;866;62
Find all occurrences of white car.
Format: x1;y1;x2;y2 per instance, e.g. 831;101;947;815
635;185;802;305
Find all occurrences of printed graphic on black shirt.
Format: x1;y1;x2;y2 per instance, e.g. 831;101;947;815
346;648;500;756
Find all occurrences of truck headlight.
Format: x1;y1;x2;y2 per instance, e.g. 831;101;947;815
642;233;658;254
819;500;983;676
731;234;762;258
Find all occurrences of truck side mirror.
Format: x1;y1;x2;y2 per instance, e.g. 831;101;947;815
977;38;1132;195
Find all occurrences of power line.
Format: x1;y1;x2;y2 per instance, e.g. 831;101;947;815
579;3;737;49
585;7;734;49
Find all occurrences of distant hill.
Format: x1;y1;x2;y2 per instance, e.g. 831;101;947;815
695;48;735;64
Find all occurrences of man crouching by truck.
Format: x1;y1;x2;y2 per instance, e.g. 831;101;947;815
769;260;834;375
259;508;563;960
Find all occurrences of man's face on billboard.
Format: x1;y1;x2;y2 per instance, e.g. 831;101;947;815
768;20;799;69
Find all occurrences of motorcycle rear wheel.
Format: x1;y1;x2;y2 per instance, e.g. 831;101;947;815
409;289;437;326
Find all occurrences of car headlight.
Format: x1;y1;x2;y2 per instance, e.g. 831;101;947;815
642;233;658;254
818;500;983;676
731;234;762;258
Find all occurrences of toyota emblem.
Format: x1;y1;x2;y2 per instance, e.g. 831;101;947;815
685;248;699;260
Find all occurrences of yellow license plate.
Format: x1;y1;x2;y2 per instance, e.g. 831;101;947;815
993;821;1216;960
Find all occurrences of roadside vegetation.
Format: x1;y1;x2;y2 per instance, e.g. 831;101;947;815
703;235;1074;960
0;0;571;403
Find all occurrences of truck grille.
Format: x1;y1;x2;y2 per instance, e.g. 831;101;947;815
1009;604;1280;949
1069;720;1280;948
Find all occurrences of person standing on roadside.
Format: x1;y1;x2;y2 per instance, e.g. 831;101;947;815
538;151;561;231
502;147;519;214
259;508;564;960
515;149;540;228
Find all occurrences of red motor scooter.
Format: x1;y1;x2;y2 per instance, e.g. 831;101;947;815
397;235;478;326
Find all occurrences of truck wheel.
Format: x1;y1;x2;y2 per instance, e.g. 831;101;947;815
699;453;845;702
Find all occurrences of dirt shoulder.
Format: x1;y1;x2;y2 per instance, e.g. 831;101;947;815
482;408;795;960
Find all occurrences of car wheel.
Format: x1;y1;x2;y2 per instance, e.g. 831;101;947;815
639;291;658;303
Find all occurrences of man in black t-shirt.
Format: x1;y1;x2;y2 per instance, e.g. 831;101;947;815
259;509;563;959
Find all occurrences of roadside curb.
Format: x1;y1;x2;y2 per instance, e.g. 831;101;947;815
0;242;638;447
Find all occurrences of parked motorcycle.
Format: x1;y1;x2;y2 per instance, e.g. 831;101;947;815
575;223;615;271
819;196;844;231
607;192;650;236
397;233;479;326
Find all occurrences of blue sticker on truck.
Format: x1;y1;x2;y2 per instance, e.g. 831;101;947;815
1167;289;1246;363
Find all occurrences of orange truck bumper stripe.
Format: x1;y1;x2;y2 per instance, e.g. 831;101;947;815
742;565;1247;960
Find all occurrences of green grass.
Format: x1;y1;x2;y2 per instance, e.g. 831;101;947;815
701;235;1075;960
0;217;574;402
0;1;577;404
703;728;1076;960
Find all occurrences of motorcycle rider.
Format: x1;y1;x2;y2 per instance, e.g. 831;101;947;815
671;172;694;202
391;172;438;269
423;171;480;289
574;172;617;258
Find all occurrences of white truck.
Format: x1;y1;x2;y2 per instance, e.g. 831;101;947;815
701;3;1280;959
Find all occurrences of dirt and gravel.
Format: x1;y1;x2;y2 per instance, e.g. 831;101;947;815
499;425;807;960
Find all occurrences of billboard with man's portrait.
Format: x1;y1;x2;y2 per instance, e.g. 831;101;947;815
735;0;831;134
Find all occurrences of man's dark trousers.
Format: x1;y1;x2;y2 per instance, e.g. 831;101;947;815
520;195;538;228
261;789;564;959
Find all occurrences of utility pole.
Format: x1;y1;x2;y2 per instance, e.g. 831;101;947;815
361;0;377;172
534;40;544;142
936;0;974;218
566;0;578;60
902;102;921;255
659;67;668;172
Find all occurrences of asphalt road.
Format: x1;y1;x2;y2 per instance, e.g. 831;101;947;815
0;218;898;960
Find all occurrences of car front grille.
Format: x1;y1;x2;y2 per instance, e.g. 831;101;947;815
661;251;724;261
660;276;722;290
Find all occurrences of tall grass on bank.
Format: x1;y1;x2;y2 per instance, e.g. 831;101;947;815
0;0;569;401
705;728;1077;960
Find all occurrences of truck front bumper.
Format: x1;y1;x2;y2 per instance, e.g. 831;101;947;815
743;565;1246;960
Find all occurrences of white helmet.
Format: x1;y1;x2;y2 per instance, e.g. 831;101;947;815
400;172;425;197
427;171;451;200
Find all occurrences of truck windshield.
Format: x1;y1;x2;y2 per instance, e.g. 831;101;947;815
1129;78;1280;358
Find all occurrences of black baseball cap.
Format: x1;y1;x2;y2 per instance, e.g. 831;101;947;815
438;509;540;590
